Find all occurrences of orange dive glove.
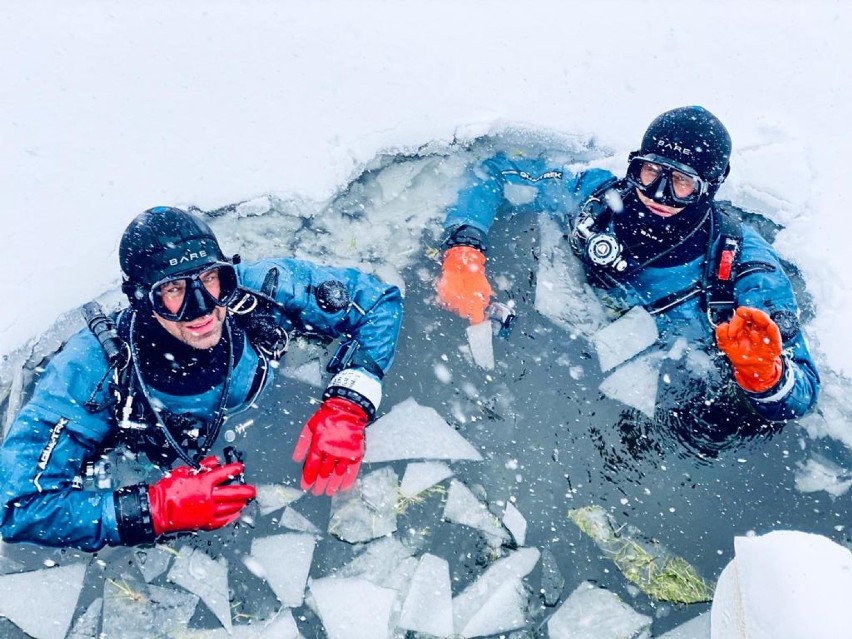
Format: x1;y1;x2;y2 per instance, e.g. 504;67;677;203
715;306;783;393
436;246;493;323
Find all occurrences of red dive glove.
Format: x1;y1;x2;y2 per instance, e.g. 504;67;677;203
294;397;369;496
715;306;784;393
148;455;256;536
436;246;494;323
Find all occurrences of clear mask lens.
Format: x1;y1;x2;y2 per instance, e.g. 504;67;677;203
150;263;239;322
627;155;706;206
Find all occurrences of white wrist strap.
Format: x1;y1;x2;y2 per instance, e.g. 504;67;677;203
327;368;382;412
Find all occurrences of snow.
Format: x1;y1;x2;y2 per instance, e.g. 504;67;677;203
2;1;851;383
711;530;852;639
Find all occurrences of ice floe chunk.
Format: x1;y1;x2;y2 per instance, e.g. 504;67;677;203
711;530;852;639
255;483;303;516
102;579;198;639
466;320;494;370
309;576;396;639
329;466;398;543
250;533;316;607
134;545;174;583
167;546;232;633
599;351;665;418
657;612;710;638
443;479;509;547
547;581;652;639
502;501;527;546
399;461;453;497
593;306;659;373
539;548;564;607
452;547;540;637
0;562;87;639
278;505;321;534
281;359;324;388
364;397;483;463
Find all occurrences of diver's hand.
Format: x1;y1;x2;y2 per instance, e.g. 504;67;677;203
436;246;493;323
716;306;783;393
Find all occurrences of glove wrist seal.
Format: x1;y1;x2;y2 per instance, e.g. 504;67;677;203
323;368;382;420
114;484;156;545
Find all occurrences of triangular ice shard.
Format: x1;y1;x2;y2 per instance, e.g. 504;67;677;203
599;350;664;418
398;553;453;637
255;483;303;516
278;505;321;534
250;533;316;607
101;579;198;639
134;545;174;583
364;398;483;463
0;562;87;639
593;306;659;372
442;479;509;547
167;546;232;633
399;461;453;497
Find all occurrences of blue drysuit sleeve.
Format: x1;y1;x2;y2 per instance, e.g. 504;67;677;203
0;330;122;551
732;226;820;420
443;152;615;241
237;258;403;375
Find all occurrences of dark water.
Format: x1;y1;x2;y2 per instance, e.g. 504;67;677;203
1;139;850;638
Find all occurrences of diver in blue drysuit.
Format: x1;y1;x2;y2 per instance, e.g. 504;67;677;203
0;206;403;551
436;107;819;427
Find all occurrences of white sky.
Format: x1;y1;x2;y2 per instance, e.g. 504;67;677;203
2;0;851;376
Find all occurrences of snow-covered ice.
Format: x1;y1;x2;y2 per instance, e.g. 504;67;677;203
167;546;232;633
593;306;660;372
364;397;483;463
711;530;852;639
250;533;316;608
547;581;652;639
0;562;87;639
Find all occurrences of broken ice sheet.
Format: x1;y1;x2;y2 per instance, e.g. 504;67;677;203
281;359;324;388
443;478;510;547
398;553;453;637
329;466;398;543
656;612;710;638
250;533;316;607
547;581;652;639
539;548;565;607
364;397;482;463
0;562;87;639
309;576;396;639
599;350;665;418
278;505;321;534
452;547;540;637
502;501;527;546
568;505;712;603
255;482;303;516
134;544;174;582
399;461;453;498
466;320;494;370
102;579;198;639
167;546;232;633
593;305;659;372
